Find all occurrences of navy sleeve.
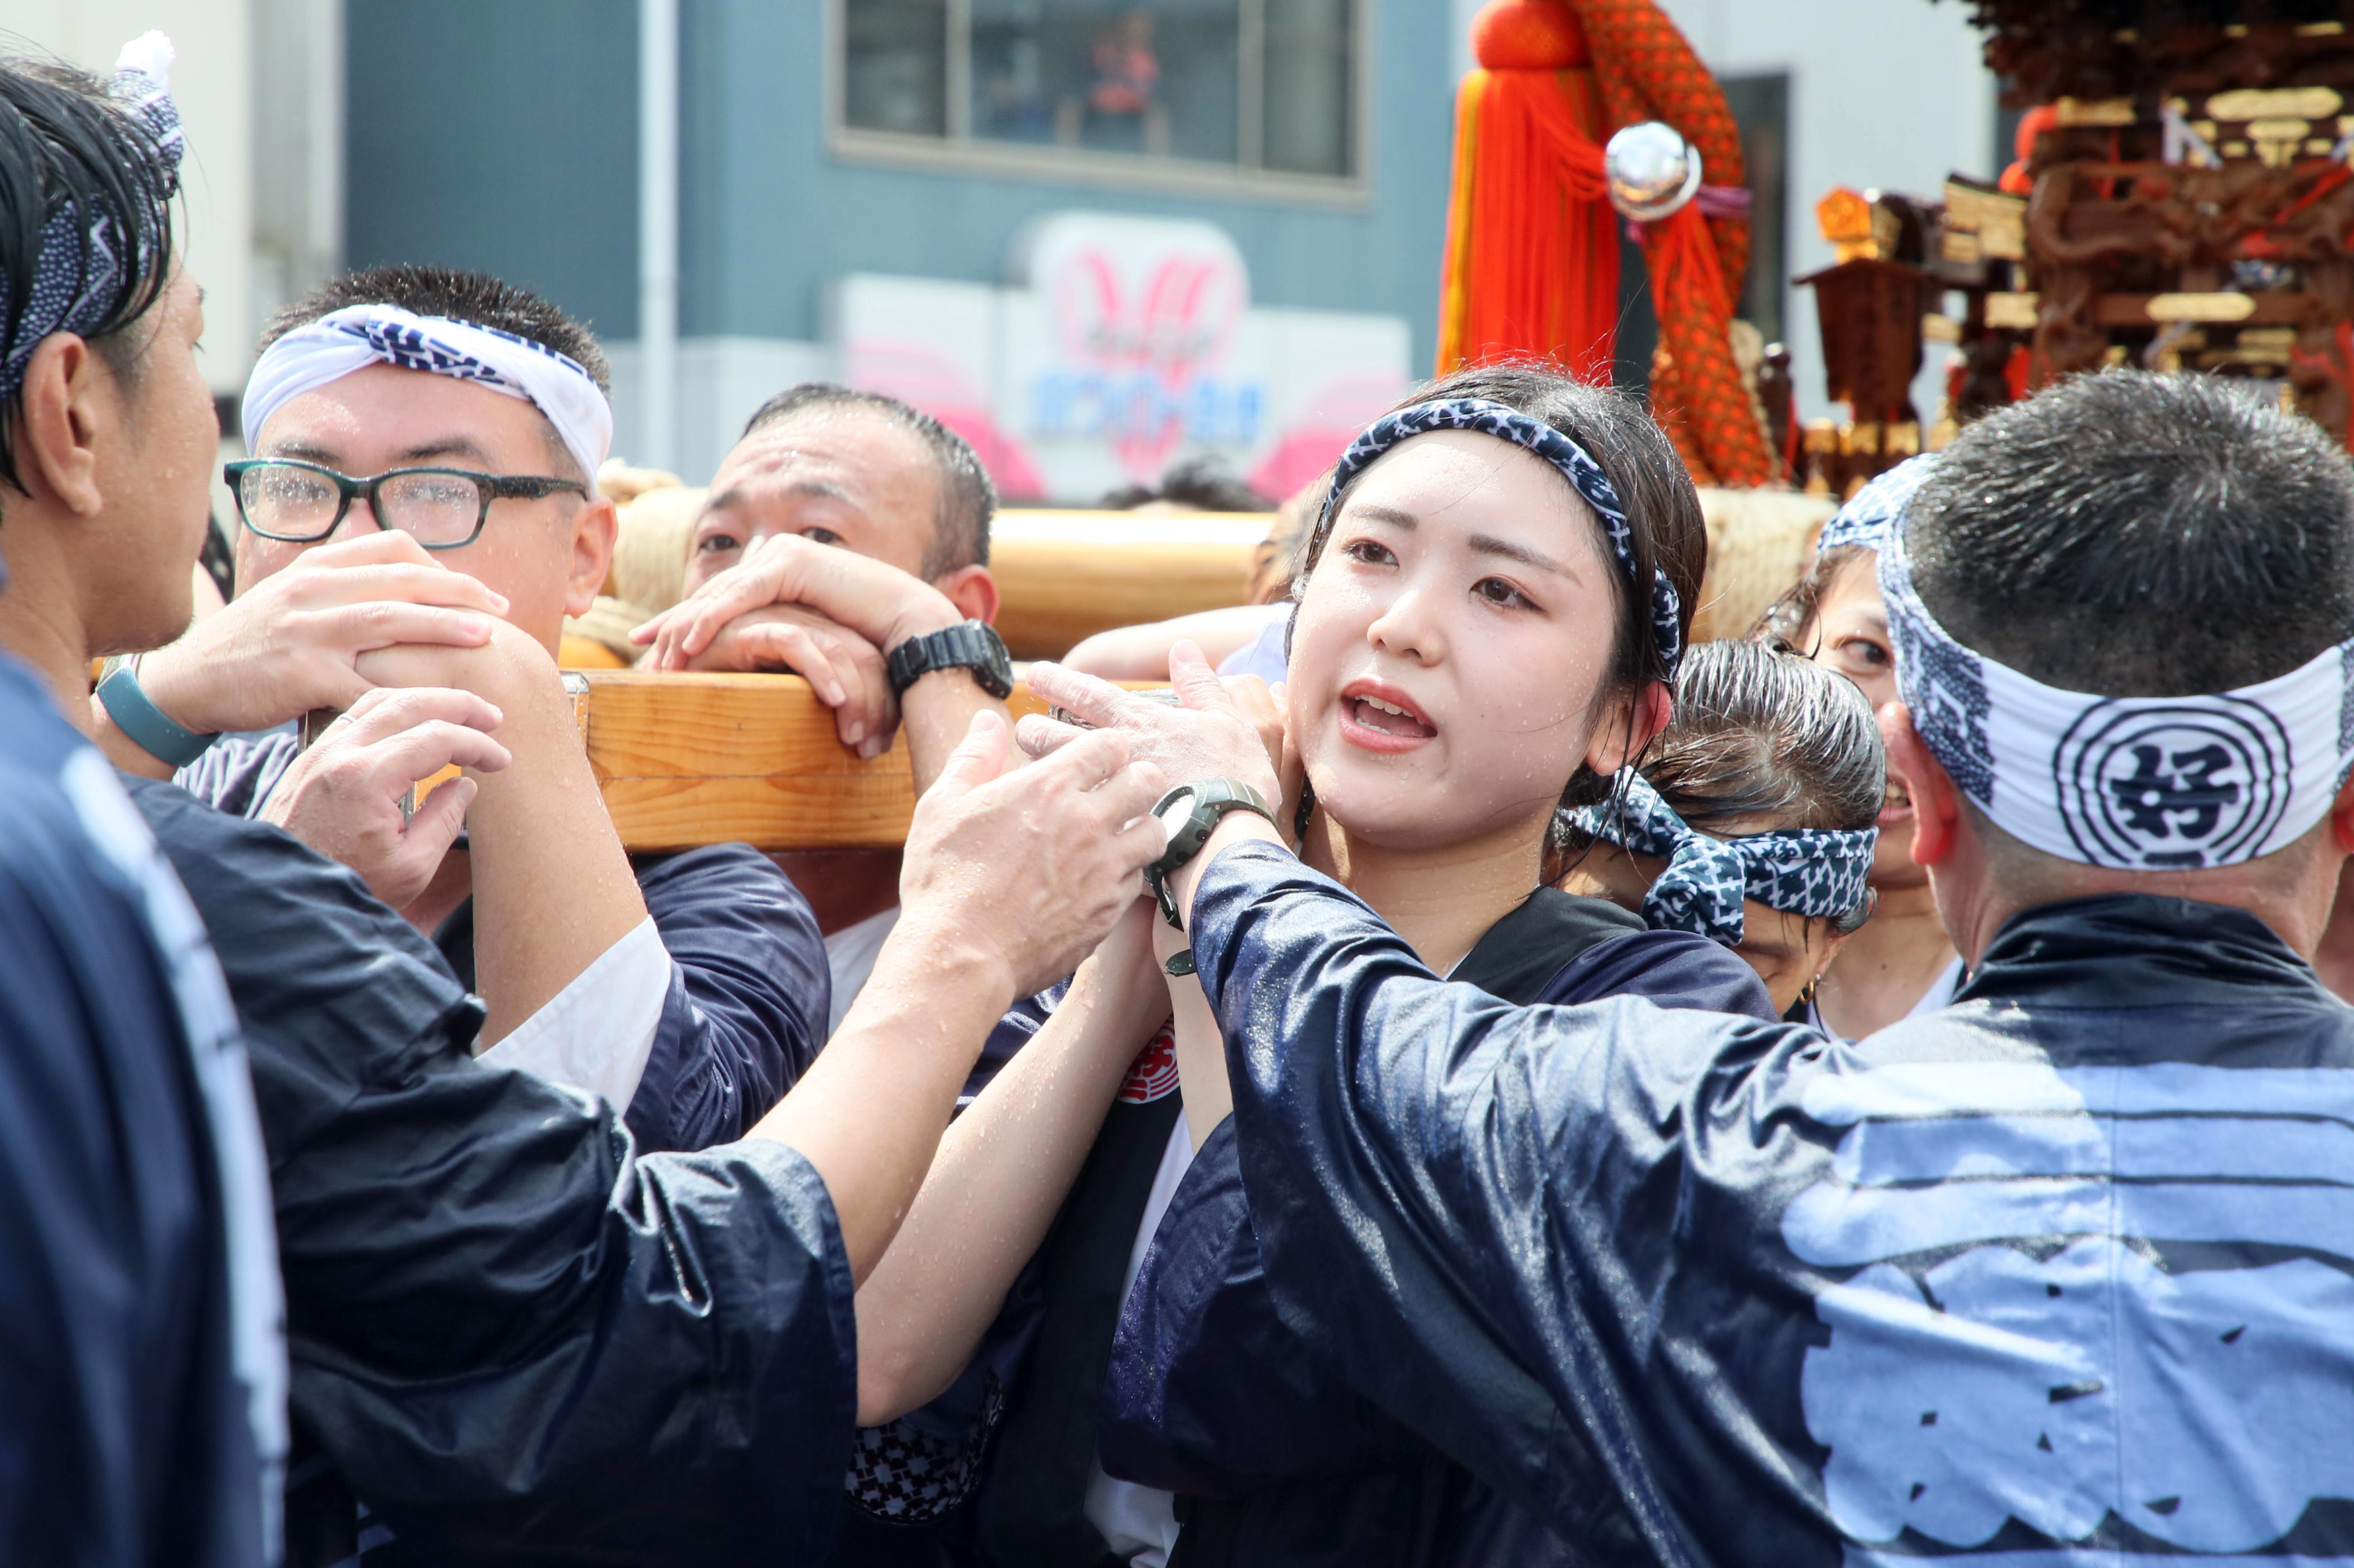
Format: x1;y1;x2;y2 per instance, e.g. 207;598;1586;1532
1099;923;1776;1495
1186;842;1811;1555
0;752;264;1568
130;781;860;1567
1540;927;1778;1019
623;844;831;1152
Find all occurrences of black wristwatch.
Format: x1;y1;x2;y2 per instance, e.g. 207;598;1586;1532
886;620;1014;699
1145;778;1278;927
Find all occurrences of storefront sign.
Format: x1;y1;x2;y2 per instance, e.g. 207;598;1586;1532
835;210;1410;504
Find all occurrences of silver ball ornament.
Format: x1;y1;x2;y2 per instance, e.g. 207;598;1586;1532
1604;122;1703;223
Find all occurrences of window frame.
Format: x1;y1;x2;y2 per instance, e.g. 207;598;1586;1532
825;0;1375;207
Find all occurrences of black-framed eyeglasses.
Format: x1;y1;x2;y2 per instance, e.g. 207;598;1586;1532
223;458;587;550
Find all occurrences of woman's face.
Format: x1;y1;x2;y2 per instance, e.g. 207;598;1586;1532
1287;430;1639;853
1557;843;1850;1014
1806;551;1922;888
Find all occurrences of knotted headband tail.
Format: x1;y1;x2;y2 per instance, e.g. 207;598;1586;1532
1569;768;1875;945
1323;396;1683;674
0;33;186;403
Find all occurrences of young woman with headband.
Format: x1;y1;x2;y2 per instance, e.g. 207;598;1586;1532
833;364;1782;1566
1063;366;1817;1567
1555;638;1883;1014
1761;457;1963;1034
1094;646;1878;1567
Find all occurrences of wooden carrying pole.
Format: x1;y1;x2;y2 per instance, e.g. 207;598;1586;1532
580;671;1088;852
990;510;1268;659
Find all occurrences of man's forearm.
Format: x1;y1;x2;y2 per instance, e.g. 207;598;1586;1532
900;669;1008;797
455;634;650;1044
852;949;1158;1422
750;916;1017;1284
1171;813;1288;931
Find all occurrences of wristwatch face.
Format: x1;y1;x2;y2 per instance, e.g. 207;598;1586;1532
1153;787;1201;842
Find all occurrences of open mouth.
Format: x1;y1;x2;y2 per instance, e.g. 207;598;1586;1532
1878;777;1914;826
1338;679;1438;751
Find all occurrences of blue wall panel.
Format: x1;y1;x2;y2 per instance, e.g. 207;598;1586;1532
344;0;642;340
346;0;1453;368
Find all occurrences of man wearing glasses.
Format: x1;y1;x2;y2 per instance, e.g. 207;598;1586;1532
93;265;829;1160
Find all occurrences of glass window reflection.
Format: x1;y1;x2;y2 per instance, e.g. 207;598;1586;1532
842;0;1354;180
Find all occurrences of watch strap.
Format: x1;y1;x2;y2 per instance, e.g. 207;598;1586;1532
1145;777;1278;926
96;661;220;768
886;620;1014;699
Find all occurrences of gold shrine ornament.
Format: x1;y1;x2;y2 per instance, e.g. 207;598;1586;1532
2207;86;2345;123
2146;292;2259;323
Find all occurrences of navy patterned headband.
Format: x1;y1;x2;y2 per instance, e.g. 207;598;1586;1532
1567;769;1876;946
1814;453;1939;557
0;34;185;405
1324;397;1684;674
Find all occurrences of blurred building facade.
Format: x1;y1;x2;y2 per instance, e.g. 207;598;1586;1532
346;0;1455;498
1;0;1999;494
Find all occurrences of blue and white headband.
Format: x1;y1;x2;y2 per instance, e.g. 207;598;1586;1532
1568;768;1876;946
1814;453;1940;557
242;303;613;485
1881;519;2354;871
0;33;185;404
1324;397;1684;673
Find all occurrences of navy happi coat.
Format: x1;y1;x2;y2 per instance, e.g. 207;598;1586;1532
1102;890;1777;1567
1168;839;2354;1566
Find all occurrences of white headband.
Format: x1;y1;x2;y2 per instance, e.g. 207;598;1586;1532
1881;525;2354;871
241;304;611;486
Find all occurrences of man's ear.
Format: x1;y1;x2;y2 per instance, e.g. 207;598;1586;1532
936;563;999;626
1585;679;1673;777
1879;703;1963;867
565;495;620;618
18;332;108;517
2330;769;2354;855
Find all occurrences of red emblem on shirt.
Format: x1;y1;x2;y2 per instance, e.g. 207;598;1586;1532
1119;1023;1180;1103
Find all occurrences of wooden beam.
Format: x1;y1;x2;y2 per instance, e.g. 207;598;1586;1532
577;669;1079;852
952;509;1268;660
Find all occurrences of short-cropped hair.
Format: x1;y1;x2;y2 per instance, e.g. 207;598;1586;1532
1908;372;2354;697
740;383;995;579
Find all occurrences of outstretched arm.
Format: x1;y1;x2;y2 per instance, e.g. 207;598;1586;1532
749;715;1167;1284
1023;650;1800;1526
854;898;1169;1424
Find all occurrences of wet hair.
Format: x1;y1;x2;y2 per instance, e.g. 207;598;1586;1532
741;382;995;578
1101;454;1270;513
1555;639;1885;930
262;264;611;483
0;56;179;496
1909;370;2354;697
1295;361;1708;810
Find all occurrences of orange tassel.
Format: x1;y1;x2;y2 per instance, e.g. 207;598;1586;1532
1436;5;1619;381
1436;0;1777;487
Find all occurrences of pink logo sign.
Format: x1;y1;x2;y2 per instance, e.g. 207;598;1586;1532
1022;212;1264;481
